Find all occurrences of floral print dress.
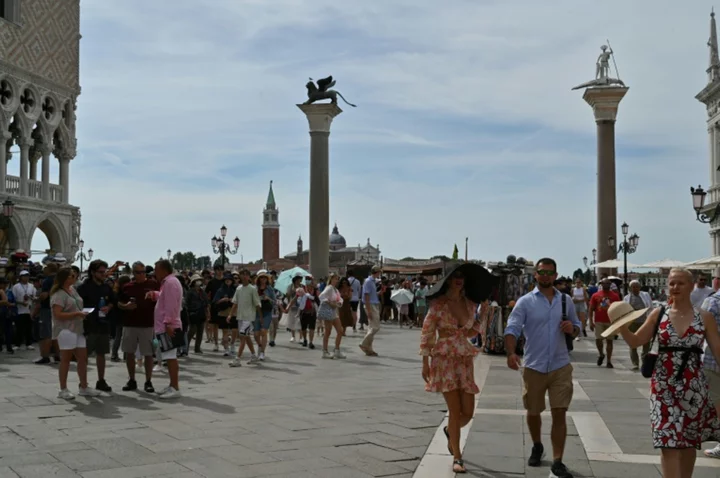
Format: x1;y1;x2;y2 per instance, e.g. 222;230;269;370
650;309;720;448
419;297;483;394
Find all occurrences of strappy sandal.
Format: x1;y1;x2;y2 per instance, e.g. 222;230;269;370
452;459;466;473
443;426;452;454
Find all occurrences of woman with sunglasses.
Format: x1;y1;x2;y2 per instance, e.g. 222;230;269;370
420;269;488;474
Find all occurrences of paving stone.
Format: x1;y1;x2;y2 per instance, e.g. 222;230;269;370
0;451;57;467
79;462;189;478
9;463;81;478
589;461;661;477
51;449;123;473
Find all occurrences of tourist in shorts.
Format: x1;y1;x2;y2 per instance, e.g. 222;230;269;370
51;268;100;400
588;278;621;368
254;272;275;361
229;269;260;367
348;270;362;333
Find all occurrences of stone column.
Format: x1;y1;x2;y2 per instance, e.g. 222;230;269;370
0;132;8;194
58;154;70;204
582;86;629;276
297;103;343;279
40;144;51;201
29;149;39;181
17;137;32;197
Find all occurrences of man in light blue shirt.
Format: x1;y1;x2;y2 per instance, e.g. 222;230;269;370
359;266;381;356
504;258;580;478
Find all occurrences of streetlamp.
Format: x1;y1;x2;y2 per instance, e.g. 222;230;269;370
583;248;598;284
74;239;93;273
167;249;171;260
211;225;240;269
690;185;720;223
608;222;639;295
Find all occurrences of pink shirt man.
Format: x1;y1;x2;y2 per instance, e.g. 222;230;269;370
150;275;183;333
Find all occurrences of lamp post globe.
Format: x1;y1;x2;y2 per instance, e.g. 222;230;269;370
233;237;240;249
607;236;616;249
88;248;93;260
220;225;227;238
691;185;707;212
621;222;629;236
1;199;14;218
583;256;588;268
79;239;84;250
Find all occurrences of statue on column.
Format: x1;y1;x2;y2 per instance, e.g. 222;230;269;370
304;75;357;107
572;44;626;90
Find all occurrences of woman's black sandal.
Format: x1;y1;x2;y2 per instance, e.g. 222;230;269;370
443;426;452;454
453;459;466;473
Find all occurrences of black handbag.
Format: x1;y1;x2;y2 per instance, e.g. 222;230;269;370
562;294;574;351
641;306;665;378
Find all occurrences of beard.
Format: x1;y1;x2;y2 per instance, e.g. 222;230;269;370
538;279;553;289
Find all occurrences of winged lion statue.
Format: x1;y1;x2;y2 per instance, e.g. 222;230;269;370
304;76;356;107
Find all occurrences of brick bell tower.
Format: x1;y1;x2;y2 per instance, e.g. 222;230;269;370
262;180;280;261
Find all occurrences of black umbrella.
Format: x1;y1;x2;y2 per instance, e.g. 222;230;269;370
427;262;498;304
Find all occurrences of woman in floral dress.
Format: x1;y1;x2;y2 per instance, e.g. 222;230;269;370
420;268;488;474
617;268;720;478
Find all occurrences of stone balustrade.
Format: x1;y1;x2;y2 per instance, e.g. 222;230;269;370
4;175;64;203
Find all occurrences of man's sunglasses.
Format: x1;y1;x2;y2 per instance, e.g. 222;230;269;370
133;270;146;275
536;270;557;277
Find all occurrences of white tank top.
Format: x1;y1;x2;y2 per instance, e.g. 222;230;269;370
572;287;585;301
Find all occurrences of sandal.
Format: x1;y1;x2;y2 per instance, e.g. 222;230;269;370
443;426;452;454
452;459;466;473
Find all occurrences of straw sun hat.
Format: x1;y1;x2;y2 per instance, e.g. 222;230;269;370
601;302;649;338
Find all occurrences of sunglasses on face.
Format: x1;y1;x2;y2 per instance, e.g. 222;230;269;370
536;270;556;277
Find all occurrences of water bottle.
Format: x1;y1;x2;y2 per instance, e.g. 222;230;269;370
98;297;106;319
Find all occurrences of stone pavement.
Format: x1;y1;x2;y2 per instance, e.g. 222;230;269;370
452;337;720;477
0;326;445;478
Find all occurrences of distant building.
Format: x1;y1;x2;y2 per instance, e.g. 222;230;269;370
284;224;381;272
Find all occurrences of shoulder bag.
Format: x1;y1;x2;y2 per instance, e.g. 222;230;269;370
641;306;666;378
562;294;574;352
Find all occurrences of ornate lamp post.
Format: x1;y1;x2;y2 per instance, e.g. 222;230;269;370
583;248;598;284
608;222;639;295
691;185;720;223
211;225;240;269
74;239;93;273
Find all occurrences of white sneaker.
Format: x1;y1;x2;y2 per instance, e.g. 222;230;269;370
248;355;259;365
153;364;163;372
704;443;720;458
157;385;173;395
334;349;346;359
78;387;101;397
58;389;75;400
26;345;35;351
223;349;230;357
322;350;334;359
157;387;180;399
229;358;242;368
259;352;265;361
290;336;295;343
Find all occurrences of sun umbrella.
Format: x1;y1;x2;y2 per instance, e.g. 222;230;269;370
391;289;414;305
593;259;641;269
685;256;720;269
427;262;497;304
638;259;686;269
274;267;310;295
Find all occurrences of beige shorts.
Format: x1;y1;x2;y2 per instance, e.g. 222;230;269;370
594;322;614;340
707;369;720;405
121;327;154;356
522;364;574;415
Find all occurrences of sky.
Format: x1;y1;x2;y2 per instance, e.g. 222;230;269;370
27;0;720;275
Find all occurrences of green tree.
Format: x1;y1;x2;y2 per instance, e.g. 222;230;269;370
452;244;459;260
197;255;211;270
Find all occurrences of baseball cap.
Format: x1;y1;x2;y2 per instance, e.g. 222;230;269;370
19;270;29;276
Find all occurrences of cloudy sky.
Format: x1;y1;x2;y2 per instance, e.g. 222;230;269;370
28;0;720;274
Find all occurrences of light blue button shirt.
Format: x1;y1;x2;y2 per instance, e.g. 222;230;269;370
504;288;581;374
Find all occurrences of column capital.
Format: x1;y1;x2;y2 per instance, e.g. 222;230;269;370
16;136;34;149
1;131;11;141
37;143;53;156
297;103;343;133
582;86;629;123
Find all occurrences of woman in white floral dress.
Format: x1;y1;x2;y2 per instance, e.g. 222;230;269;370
617;268;720;478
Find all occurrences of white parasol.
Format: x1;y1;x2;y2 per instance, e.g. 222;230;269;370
684;256;720;269
391;289;414;306
593;259;641;269
637;259;686;269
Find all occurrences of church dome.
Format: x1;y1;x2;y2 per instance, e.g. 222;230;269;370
329;224;346;251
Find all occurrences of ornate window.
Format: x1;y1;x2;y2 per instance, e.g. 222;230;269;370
0;0;21;24
271;214;277;222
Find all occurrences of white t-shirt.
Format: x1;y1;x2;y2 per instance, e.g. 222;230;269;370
348;277;361;302
12;282;36;315
572;287;585;302
691;286;714;309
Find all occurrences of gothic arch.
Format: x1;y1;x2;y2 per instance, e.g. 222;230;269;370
30;212;68;256
3;214;28;255
53;123;72;156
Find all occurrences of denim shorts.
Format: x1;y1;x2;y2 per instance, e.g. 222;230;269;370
254;312;272;331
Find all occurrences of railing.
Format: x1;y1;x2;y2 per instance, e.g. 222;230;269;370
28;180;41;199
4;175;63;203
49;184;63;203
6;176;19;195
